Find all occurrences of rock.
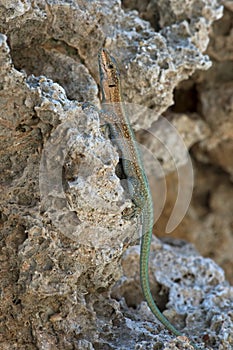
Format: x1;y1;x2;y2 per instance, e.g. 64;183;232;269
1;1;232;350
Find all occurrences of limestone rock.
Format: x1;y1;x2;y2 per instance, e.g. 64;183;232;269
1;1;232;350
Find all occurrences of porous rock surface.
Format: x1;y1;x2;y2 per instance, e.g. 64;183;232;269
0;1;232;350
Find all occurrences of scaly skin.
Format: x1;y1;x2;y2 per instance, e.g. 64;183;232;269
98;48;199;350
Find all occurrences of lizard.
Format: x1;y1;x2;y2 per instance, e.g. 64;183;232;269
98;48;199;350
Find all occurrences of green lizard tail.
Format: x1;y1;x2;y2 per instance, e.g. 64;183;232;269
140;230;200;350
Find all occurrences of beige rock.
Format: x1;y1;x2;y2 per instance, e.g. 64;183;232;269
1;1;232;350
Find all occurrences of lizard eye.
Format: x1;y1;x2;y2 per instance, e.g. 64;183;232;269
108;63;114;69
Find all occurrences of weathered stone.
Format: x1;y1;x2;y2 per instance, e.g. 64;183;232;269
1;1;232;350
